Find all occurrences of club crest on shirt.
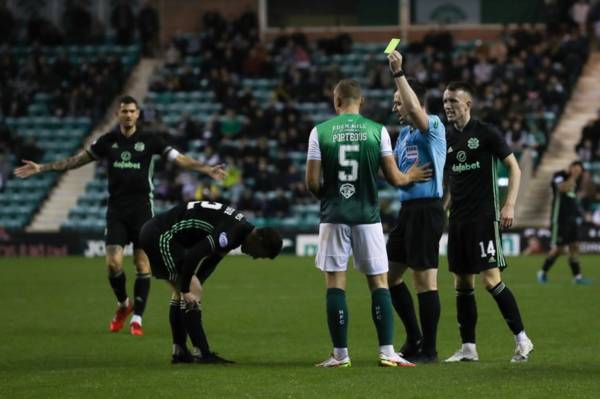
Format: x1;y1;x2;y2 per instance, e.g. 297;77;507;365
467;137;479;150
340;183;355;199
134;142;145;152
219;232;228;248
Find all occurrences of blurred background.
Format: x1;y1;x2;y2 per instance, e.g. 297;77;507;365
1;0;600;256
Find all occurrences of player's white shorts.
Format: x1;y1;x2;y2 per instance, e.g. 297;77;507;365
315;223;388;275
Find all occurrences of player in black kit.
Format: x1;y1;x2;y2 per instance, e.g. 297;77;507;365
537;161;592;285
139;200;283;363
442;82;534;363
14;96;227;336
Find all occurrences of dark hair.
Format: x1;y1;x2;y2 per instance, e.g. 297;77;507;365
334;79;362;103
446;81;475;97
406;77;426;105
256;227;283;259
571;160;585;171
119;95;139;108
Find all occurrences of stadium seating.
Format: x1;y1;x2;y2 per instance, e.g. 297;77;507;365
0;45;141;231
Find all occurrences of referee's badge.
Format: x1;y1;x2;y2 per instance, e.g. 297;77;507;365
134;142;145;152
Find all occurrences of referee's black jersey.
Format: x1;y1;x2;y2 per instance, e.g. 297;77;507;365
445;118;512;222
86;127;172;206
551;170;582;223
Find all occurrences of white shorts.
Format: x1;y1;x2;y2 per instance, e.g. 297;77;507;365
315;223;388;275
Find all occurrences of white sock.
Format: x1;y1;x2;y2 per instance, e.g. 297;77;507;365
379;345;395;357
462;343;477;352
333;347;349;360
130;314;142;325
119;298;130;308
515;331;529;344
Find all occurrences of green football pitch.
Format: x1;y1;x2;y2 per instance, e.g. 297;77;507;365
1;255;598;399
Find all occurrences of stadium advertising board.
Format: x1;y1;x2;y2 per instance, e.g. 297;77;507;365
2;230;600;257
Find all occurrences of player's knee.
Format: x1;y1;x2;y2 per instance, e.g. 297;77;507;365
568;256;579;263
107;260;123;274
481;275;501;290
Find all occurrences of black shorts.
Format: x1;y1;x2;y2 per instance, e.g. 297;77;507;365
386;198;444;270
551;219;579;246
447;216;507;274
139;219;221;285
105;202;153;248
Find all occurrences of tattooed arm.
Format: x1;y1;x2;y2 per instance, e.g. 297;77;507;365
14;150;94;178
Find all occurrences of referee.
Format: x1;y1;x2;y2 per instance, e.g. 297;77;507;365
385;50;446;363
15;96;226;336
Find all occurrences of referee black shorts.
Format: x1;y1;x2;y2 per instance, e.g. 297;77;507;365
386;198;444;270
551;219;579;247
447;216;507;275
105;201;153;249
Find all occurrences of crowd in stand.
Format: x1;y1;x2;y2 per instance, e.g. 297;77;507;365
0;51;128;120
0;0;159;53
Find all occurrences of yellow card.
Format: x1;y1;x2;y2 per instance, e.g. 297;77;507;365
384;38;401;54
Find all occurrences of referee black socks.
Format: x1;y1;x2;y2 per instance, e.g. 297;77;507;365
108;270;128;304
390;282;422;344
418;290;440;356
456;288;477;344
488;282;524;335
134;272;151;316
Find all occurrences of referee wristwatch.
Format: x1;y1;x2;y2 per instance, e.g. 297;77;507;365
393;69;405;78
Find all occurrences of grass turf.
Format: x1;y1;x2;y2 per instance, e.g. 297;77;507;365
0;255;598;399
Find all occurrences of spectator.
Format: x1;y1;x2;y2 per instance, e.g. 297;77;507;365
0;0;15;44
111;0;135;45
63;0;92;44
137;0;160;56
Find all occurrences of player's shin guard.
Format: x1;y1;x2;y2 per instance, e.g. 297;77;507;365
488;282;524;335
133;272;151;316
389;282;422;343
371;288;394;346
108;270;128;304
568;256;582;277
456;289;477;344
169;299;187;349
181;300;211;356
418;290;440;356
541;254;558;273
326;288;348;348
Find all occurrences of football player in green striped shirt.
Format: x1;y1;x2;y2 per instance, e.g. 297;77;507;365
443;81;533;363
306;79;431;367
